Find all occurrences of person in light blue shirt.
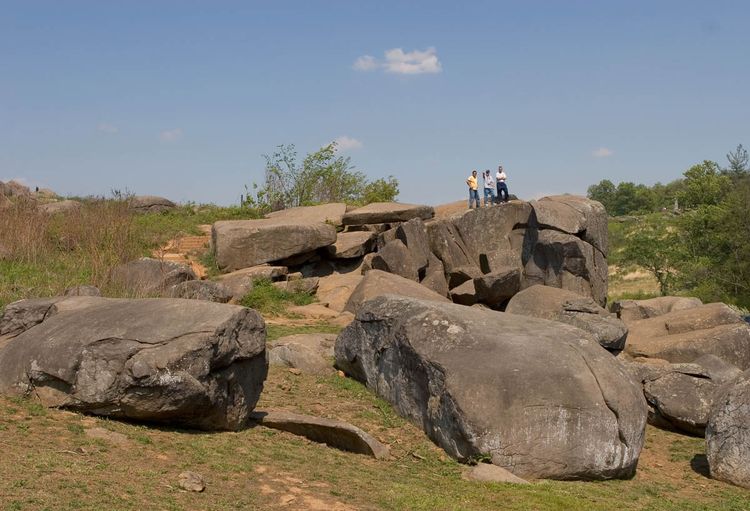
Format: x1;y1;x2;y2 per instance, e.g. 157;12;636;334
482;169;496;207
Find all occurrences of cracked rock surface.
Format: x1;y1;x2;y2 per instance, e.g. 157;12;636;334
0;296;267;430
707;370;750;488
335;295;647;480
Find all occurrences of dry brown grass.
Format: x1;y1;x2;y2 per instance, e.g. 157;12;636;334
0;200;141;306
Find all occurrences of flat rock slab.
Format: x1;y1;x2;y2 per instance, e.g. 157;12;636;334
342;202;434;226
265;203;347;227
84;427;130;446
0;297;267;430
250;410;389;459
611;296;703;324
464;464;530;484
345;270;450;314
625;303;750;368
212;219;337;271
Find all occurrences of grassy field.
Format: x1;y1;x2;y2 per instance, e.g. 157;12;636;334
0;201;261;309
1;366;748;511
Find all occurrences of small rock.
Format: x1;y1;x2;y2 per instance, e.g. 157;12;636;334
178;471;205;492
288;368;302;375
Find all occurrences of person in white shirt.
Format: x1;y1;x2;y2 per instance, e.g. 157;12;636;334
496;165;509;202
482;169;496;207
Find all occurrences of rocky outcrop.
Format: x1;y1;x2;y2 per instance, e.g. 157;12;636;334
506;285;628;350
212;219;336;271
344;270;450;313
128;195;176;213
110;257;196;296
706;371;750;488
370;240;419;281
0;297;267;430
624;303;750;368
342;202;434;226
611;296;703;324
335;295;647;480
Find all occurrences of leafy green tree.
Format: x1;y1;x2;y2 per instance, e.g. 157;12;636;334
586;180;616;213
677;160;730;209
244;142;398;211
622;217;683;296
361;176;399;204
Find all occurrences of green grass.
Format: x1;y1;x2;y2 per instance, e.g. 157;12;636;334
239;278;316;316
266;322;343;341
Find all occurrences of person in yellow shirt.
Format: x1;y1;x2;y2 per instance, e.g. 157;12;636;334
466;170;479;209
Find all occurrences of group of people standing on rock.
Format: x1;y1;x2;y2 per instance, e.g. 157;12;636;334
466;165;509;209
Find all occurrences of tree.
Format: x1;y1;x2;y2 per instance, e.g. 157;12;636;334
725;144;749;179
586;180;616;213
622;218;683;296
677;160;730;209
244;142;398;211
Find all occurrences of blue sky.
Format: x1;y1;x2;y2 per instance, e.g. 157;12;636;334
1;1;748;205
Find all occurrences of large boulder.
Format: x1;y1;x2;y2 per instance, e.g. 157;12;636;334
611;296;703;325
395;218;431;272
212;219;337;271
420;253;449;297
523;229;608;307
506;285;628;350
128;195;176;213
370;240;419;281
530;195;608;255
624;303;750;368
265;203;347;227
342;202;434;226
316;272;364;312
473;267;521;308
335;295;647;480
0;297;267;430
268;333;337;375
110;257;196;295
706;370;750;488
324;231;375;259
344;270;450;314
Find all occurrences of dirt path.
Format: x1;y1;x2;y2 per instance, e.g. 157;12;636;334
152;224;211;278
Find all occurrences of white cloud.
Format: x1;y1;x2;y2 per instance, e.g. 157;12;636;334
159;128;183;142
333;136;363;151
592;147;613;158
352;55;378;71
352;47;442;75
384;47;442;75
97;123;118;134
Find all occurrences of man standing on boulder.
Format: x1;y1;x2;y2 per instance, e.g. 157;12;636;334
482;169;496;207
467;170;480;209
496;165;509;202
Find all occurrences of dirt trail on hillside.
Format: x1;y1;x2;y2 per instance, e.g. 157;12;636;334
152;224;211;277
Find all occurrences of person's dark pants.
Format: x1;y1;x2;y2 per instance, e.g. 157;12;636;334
497;182;509;202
